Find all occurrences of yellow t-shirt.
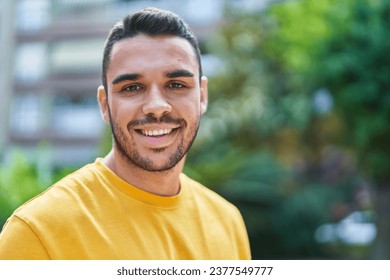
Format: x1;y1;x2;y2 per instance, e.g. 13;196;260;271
0;158;251;260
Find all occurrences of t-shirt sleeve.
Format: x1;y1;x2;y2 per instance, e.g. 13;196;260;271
0;215;50;260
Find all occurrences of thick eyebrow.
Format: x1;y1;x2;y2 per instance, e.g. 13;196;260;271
112;73;142;85
111;70;194;85
166;69;195;79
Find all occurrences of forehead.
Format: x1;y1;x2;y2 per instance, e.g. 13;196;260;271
107;35;199;77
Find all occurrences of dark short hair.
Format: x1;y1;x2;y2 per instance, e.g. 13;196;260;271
102;7;202;91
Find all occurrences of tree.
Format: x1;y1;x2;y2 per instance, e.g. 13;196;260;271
186;0;389;258
300;0;390;258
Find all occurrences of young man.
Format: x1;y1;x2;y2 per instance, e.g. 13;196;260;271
0;7;251;259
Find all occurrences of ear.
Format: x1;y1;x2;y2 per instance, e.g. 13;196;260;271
97;85;110;125
200;76;208;115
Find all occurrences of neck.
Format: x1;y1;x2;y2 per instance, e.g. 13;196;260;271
102;149;184;196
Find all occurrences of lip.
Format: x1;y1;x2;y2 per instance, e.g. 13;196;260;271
134;127;180;148
134;124;181;134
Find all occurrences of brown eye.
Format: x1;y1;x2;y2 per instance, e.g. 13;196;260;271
124;84;141;92
169;82;184;89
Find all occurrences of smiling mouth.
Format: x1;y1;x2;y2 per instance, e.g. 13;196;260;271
136;128;179;137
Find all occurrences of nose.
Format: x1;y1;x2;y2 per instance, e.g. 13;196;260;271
142;85;172;118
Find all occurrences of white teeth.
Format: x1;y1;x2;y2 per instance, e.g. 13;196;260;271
141;128;172;136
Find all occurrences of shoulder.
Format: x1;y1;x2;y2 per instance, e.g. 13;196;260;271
180;173;251;259
12;161;101;221
180;173;243;219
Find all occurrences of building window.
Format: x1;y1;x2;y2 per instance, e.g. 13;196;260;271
16;0;51;31
10;93;43;135
14;43;47;83
50;39;103;73
51;95;103;137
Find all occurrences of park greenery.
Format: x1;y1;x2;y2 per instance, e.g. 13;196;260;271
0;0;388;259
186;0;389;259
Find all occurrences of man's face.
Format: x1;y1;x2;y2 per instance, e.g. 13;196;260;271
98;35;208;172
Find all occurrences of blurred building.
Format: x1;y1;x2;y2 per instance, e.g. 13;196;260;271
0;0;265;167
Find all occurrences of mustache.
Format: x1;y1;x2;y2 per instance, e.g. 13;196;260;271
127;115;185;129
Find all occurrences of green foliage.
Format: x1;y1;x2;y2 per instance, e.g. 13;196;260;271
0;152;45;227
314;0;390;182
184;0;390;259
266;0;390;182
99;126;112;155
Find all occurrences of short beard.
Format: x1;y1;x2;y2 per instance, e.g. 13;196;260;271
107;105;200;172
